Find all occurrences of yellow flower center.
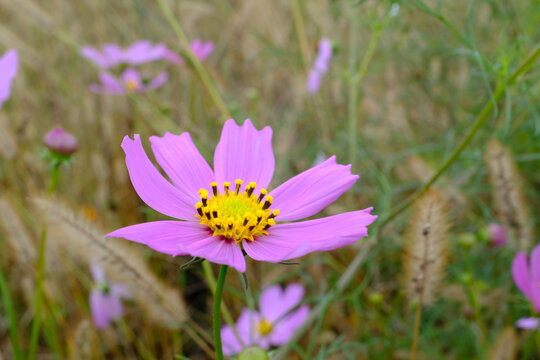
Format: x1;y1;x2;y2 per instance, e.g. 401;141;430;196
125;79;138;92
257;318;273;336
196;179;279;243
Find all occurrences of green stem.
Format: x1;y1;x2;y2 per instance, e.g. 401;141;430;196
28;227;47;360
0;264;24;359
380;41;540;228
156;0;231;121
48;164;60;194
213;265;228;360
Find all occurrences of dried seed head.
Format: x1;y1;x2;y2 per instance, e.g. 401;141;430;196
484;140;533;250
486;327;518;360
403;190;450;306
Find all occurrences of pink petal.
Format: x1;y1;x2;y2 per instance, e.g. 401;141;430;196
149;132;214;201
269;156;359;221
102;44;124;66
244;209;377;262
80;46;110;68
98;72;124;94
126;41;166;65
306;69;322;94
259;283;304;322
110;284;132;299
269;305;309;345
516;317;540;330
90;262;105;282
235;309;267;349
146;72;168;90
214;119;274;190
221;325;244;356
163;49;185;64
90;290;112;329
120;135;197;220
191;39;214;61
0;49;18;108
530;244;540;282
186;236;246;272
106;221;209;256
512;252;532;298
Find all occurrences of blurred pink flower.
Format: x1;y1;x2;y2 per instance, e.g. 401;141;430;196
81;41;167;68
306;38;332;94
512;244;540;330
43;127;78;155
163;39;215;65
106;119;376;272
489;223;507;247
0;49;18;109
221;283;309;355
89;263;131;329
90;68;168;95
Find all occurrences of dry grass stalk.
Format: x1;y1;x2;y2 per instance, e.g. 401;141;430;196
68;319;97;360
32;195;187;329
484;140;533;250
486;327;518;360
403;189;450;307
0;196;37;263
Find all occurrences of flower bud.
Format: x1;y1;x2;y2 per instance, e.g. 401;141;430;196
488;223;507;247
43;127;78;155
238;346;269;360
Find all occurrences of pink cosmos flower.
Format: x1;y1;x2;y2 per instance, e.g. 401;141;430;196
106;118;376;272
163;39;215;65
489;223;507;247
81;40;167;68
221;283;309;355
89;263;131;329
43;127;78;155
306;38;332;94
90;68;168;95
512;244;540;330
0;49;18;109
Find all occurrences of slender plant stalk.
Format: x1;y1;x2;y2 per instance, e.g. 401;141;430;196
410;302;422;360
381;42;540;228
0;264;24;360
202;261;244;346
291;0;311;66
27;227;47;360
156;0;231;121
213;265;228;360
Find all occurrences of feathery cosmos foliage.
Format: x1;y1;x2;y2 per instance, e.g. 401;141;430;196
106;118;377;272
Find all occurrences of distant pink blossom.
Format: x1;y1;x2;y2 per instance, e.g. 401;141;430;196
90;68;168;95
81;41;167;68
43;127;78;155
489;223;507;247
512;244;540;330
306;38;332;94
0;49;18;109
221;283;309;355
106;119;376;272
89;263;131;329
163;39;214;65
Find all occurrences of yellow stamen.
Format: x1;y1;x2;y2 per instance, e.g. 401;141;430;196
196;180;279;243
125;79;138;92
257;319;273;336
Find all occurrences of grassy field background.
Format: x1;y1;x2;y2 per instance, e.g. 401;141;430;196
1;0;540;359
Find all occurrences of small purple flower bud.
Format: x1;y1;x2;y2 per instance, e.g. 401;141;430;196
489;223;506;247
43;127;78;155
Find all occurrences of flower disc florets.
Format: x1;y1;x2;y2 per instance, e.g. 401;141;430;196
196;179;279;243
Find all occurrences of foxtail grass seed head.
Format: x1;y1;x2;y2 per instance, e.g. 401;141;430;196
0;48;18;109
403;190;449;306
484;140;533;250
221;283;309;355
106;118;376;272
487;327;518;360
